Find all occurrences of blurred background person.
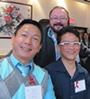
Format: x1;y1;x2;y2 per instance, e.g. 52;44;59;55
80;32;90;71
82;32;90;48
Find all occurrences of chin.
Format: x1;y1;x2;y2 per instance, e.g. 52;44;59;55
67;57;76;61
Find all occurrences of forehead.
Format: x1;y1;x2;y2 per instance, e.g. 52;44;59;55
21;24;39;30
84;33;88;36
16;24;42;38
20;24;41;33
61;32;79;41
50;8;67;17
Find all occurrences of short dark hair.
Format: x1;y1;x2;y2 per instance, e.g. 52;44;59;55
57;26;80;44
14;19;43;44
49;6;70;25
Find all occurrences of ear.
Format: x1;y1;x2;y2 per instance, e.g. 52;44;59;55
11;34;15;45
57;45;60;52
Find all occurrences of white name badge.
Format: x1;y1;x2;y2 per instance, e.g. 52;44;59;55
25;85;43;99
74;79;86;93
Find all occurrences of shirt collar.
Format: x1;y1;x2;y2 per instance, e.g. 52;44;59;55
48;28;53;38
55;58;85;74
10;53;33;68
54;58;67;72
48;28;57;43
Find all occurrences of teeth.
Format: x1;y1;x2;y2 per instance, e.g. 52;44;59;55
22;47;31;51
68;52;74;54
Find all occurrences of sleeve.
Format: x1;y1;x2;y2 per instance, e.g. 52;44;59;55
44;75;56;99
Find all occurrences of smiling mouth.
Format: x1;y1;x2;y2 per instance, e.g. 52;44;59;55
21;47;32;51
67;51;75;54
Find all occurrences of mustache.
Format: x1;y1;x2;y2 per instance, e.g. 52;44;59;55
54;23;64;27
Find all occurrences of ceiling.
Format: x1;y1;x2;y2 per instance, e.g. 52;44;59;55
75;0;90;4
84;0;90;2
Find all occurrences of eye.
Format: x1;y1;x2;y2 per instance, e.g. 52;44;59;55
33;36;40;41
51;17;58;20
53;17;58;20
21;33;27;37
74;42;78;45
64;42;70;45
73;42;80;46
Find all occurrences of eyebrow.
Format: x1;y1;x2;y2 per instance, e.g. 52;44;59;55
22;30;29;34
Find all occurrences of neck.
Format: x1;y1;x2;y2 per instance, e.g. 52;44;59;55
18;58;31;66
85;38;88;41
13;53;31;66
51;29;57;39
19;59;30;66
61;58;76;78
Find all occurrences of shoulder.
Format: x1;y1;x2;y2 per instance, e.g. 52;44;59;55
34;63;49;75
45;59;61;72
45;63;55;71
0;57;13;80
33;63;50;84
78;64;89;75
0;57;9;65
43;26;49;32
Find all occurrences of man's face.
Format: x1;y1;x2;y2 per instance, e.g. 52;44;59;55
50;8;68;34
58;33;80;61
12;24;42;65
83;33;89;40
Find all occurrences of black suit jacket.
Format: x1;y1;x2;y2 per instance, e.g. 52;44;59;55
34;27;56;67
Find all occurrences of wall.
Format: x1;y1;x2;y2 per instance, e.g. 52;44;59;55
0;0;90;55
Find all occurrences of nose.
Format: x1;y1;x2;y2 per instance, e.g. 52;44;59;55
68;44;75;49
25;37;32;45
56;19;62;22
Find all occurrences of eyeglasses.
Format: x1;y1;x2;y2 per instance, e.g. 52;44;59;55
59;42;81;47
51;16;68;21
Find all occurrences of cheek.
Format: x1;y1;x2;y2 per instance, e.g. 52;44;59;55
59;47;65;53
77;47;80;52
74;47;80;55
63;20;68;25
77;45;81;50
50;21;54;26
14;39;22;48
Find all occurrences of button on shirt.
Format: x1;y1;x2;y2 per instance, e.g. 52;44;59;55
10;54;32;77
